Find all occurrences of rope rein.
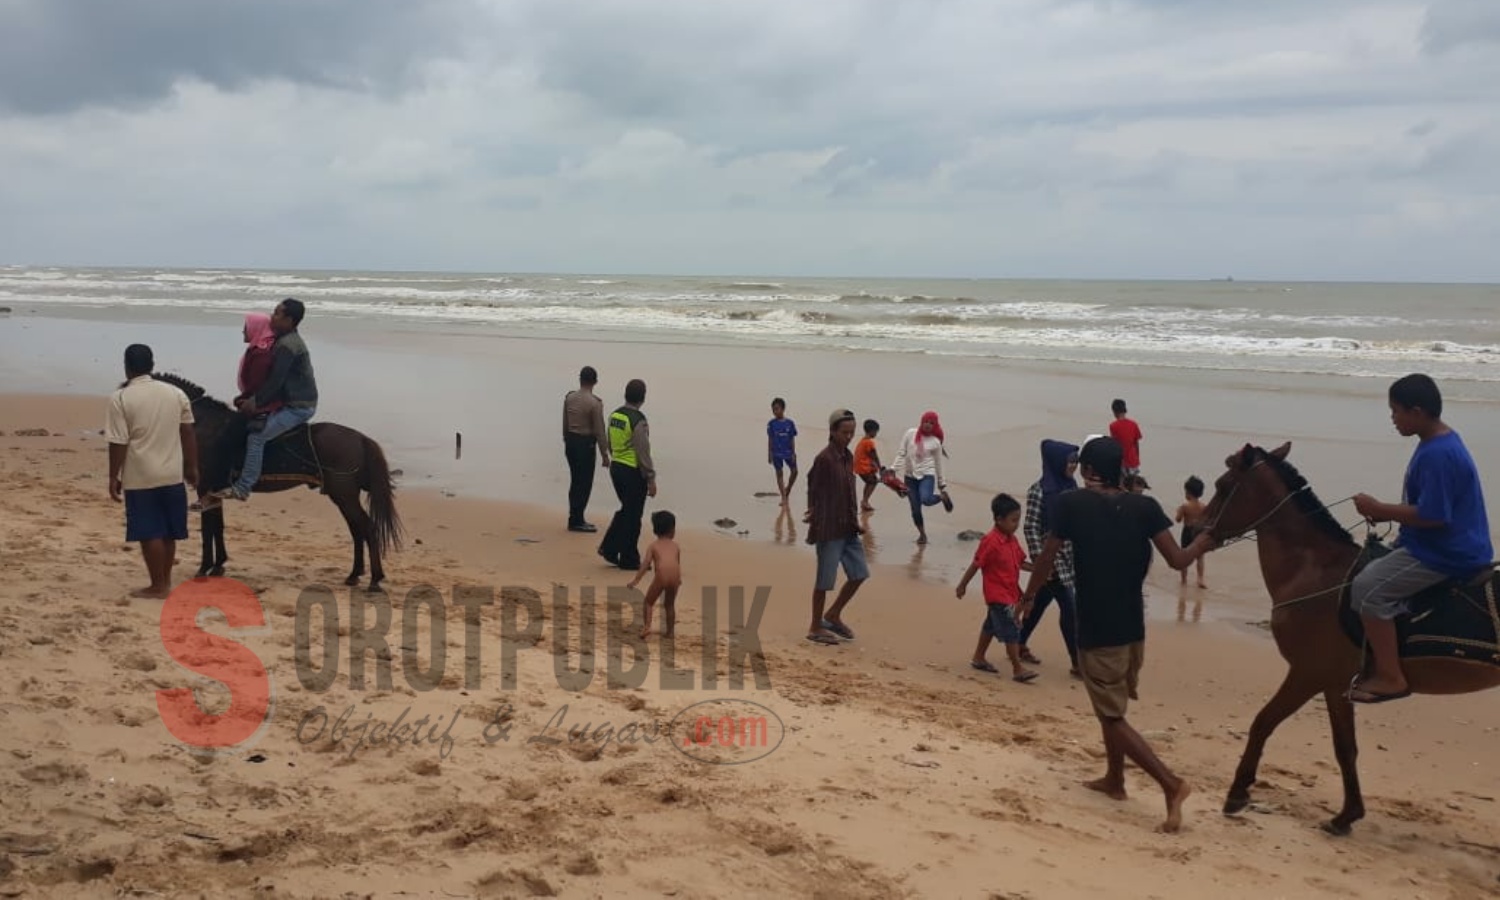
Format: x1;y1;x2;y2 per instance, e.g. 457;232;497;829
1206;457;1367;611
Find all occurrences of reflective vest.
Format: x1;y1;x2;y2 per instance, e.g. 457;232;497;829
609;407;645;468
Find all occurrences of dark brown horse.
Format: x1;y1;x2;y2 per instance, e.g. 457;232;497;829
153;373;403;592
1201;442;1500;834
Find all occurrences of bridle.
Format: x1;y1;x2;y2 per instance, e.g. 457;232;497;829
1204;458;1314;549
1205;454;1370;611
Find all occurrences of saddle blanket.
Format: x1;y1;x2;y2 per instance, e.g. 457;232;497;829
1339;536;1500;666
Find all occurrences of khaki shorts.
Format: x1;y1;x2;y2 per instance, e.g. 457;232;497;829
1080;642;1144;720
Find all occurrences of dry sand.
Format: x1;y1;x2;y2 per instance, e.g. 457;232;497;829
1;394;1499;899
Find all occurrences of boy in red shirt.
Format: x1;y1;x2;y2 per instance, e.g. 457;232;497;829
1109;399;1143;477
956;494;1037;683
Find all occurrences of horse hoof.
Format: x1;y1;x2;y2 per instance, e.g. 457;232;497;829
209;566;225;578
344;575;361;587
1223;795;1250;816
1321;820;1353;837
366;583;385;595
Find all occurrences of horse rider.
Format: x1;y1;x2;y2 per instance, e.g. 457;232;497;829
211;298;318;503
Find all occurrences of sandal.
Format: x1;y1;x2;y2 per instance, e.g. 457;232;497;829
940;491;954;513
970;660;1000;674
805;632;841;646
820;619;855;641
1013;671;1039;684
1020;649;1042;665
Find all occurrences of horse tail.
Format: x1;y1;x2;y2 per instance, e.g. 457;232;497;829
362;436;404;555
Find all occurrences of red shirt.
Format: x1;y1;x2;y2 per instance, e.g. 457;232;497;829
972;529;1026;605
1110;417;1143;469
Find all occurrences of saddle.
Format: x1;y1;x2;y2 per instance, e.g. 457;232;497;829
229;422;323;490
1338;535;1500;666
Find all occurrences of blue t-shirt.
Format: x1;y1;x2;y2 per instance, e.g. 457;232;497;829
1400;430;1493;577
768;417;797;459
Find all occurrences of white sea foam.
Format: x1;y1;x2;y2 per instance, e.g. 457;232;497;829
6;266;1497;381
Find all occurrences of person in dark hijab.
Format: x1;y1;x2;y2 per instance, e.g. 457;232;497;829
1018;439;1080;674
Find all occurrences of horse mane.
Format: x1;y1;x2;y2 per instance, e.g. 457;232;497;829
151;372;230;411
1253;447;1357;547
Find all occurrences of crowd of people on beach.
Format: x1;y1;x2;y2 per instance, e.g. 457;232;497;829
554;362;1492;832
97;298;1493;834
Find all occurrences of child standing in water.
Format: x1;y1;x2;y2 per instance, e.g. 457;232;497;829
628;510;682;638
1175;476;1208;588
767;398;799;506
853;419;882;512
957;494;1037;683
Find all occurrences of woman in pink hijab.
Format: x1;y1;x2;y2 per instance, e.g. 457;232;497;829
890;410;953;544
235;312;282;416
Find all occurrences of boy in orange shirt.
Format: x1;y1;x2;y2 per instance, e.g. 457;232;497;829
853;419;882;511
956;494;1037;683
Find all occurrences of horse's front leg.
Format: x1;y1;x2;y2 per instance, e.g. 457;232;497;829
1225;672;1319;815
197;505;225;577
1322;689;1365;836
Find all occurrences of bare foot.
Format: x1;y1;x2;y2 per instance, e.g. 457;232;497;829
916;534;928;545
1160;779;1192;833
1084;777;1128;801
662;629;674;639
639;628;652;640
130;585;170;599
861;504;875;512
1197;581;1209;589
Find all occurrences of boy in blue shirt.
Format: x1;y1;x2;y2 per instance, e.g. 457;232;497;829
1350;374;1494;704
768;398;798;507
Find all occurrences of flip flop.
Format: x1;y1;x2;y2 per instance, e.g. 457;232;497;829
805;632;841;646
1013;671;1039;684
940;491;954;513
970;660;1000;673
1347;686;1411;705
820;619;855;640
1020;649;1042;665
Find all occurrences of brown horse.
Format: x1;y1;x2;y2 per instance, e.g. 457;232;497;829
152;373;403;592
1201;442;1500;835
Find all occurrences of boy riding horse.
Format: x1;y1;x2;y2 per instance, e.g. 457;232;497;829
1349;374;1493;704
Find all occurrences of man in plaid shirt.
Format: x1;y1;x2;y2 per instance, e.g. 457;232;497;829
1018;439;1081;675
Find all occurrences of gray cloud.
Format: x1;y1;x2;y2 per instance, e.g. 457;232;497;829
0;0;1495;280
1422;0;1500;53
0;0;483;114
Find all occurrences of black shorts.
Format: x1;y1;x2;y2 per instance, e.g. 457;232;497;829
125;483;189;542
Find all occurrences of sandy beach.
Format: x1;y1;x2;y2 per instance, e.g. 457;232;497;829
2;357;1499;897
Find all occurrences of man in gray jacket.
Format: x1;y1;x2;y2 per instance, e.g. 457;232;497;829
213;298;318;501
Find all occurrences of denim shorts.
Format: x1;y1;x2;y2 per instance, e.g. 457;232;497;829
982;603;1022;644
772;454;797;472
814;537;869;591
125;483;189;542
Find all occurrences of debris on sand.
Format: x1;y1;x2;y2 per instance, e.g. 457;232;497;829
713;518;738;529
957;530;985;541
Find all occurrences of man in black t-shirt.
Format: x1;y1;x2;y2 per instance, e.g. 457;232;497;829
1022;436;1213;833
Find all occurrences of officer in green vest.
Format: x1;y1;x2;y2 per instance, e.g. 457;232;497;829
598;379;656;569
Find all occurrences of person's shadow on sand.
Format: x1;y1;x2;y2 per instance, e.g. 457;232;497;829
1177;584;1203;623
774;505;797;545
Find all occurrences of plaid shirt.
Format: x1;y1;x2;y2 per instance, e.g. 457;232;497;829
1025;480;1076;589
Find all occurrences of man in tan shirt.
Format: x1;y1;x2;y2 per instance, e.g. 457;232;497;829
106;344;199;599
563;366;610;532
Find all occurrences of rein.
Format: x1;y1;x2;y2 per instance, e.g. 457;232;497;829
1206;455;1367;612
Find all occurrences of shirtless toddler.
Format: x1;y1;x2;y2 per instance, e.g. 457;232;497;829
628;510;682;638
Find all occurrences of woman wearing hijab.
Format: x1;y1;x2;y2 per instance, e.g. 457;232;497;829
1019;439;1081;675
889;411;953;544
195;313;282;512
235;312;282;417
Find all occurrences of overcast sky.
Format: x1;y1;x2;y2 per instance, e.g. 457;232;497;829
1;0;1497;280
